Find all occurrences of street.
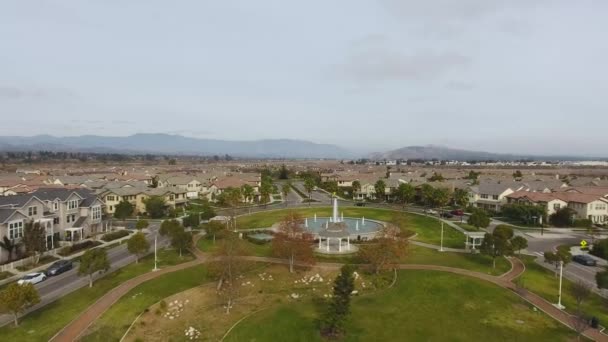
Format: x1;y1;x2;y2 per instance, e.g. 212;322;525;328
0;222;167;327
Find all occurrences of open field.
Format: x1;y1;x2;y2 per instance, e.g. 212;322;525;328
224;270;577;341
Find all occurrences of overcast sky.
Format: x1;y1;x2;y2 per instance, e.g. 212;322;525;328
1;0;607;156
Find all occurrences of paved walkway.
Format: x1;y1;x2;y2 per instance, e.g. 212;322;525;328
52;246;607;342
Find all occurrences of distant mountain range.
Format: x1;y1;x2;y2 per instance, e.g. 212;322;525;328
368;145;606;162
0;134;353;159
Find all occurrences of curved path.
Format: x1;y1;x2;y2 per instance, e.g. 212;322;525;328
52;251;606;341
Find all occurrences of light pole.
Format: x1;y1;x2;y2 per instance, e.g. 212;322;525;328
152;235;159;272
440;222;444;252
555;260;565;309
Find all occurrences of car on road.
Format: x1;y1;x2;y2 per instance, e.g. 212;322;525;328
355;202;366;207
440;212;454;218
424;209;438;215
451;209;464;216
572;254;597;266
45;259;73;276
18;272;47;285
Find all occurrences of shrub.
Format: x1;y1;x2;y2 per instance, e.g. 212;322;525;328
591;239;608;259
57;240;102;256
101;230;130;242
574;219;592;228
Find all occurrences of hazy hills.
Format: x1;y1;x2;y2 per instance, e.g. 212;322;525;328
0;134;353;159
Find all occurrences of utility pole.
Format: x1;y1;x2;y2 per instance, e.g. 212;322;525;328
440;222;444;252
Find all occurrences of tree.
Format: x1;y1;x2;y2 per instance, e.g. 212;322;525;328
513;170;523;179
281;182;291;207
358;224;408;274
135;219;149;230
279;164;290;179
272;212;314;273
199;199;216;220
212;232;249;314
320;265;355;339
480;231;513;269
144;196;166;219
550;207;577;227
149;175;159;188
0;236;20;263
427;172;445;182
171;228;192;257
127;232;150;263
0;283;40;326
467;170;480;181
493;225;514;240
351;181;361;199
159;219;182;237
468;209;490;229
595;268;608;291
303;177;316;203
394;183;415;208
241;184;254;203
168;158;177;165
420;183;434;207
22;220;46;264
432;188;451;211
544;249;571;277
114;200;134;222
571;280;592;312
374;179;386;201
511;236;528;256
453;188;469;208
204;220;225;244
78;248;110;288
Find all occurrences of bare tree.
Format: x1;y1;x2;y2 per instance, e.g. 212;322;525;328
570;312;588;341
271;211;315;273
571;280;592;311
358;224;408;274
211;232;249;314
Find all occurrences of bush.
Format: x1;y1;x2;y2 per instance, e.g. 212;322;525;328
574;219;593;228
57;240;102;256
591;239;608;259
101;230;130;242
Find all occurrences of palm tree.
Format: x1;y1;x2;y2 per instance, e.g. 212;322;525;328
0;236;20;263
352;181;361;200
241;184;254;203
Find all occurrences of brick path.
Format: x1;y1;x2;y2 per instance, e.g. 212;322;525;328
52;249;607;341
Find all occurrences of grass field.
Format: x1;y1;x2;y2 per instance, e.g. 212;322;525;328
236;207;465;248
0;249;193;342
225;270;577;342
81;266;209;342
518;256;608;325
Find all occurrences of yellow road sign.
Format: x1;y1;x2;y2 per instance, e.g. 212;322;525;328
581;240;588;247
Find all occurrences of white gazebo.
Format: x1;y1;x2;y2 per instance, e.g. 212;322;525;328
315;196;357;254
465;232;485;251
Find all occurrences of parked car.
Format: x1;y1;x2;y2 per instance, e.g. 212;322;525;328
355;202;366;207
440;212;454;218
17;272;47;285
451;209;464;216
424;209;438;215
572;254;597;266
46;259;73;276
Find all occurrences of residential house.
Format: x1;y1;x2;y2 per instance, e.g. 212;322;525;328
469;181;526;211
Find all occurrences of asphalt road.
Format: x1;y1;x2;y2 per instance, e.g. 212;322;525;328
0;222;168;327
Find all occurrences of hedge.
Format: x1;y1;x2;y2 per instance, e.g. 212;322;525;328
101;230;131;242
58;240;102;256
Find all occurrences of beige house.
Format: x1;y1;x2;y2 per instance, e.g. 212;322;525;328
100;187;188;215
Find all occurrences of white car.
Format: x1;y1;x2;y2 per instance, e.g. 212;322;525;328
17;272;47;285
424;209;438;215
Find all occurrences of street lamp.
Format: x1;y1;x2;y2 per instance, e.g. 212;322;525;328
554;260;565;310
152;235;159;272
439;222;444;252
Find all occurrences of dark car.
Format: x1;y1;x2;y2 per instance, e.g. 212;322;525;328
355;202;366;207
572;254;597;266
440;212;454;218
46;259;73;276
451;209;464;216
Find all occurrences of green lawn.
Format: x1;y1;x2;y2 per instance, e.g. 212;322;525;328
236;207;465;248
404;245;511;276
456;223;480;232
225;270;576;341
197;236;273;257
518;256;608;324
0;249;193;341
80;266;209;342
0;271;14;281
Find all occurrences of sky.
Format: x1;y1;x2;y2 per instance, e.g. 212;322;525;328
1;0;608;156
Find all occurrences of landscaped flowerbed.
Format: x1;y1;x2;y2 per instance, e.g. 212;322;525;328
102;230;131;242
58;240;103;257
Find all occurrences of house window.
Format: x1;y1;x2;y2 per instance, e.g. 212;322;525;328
92;206;102;220
110;205;113;211
553;203;561;210
66;215;71;223
28;206;38;216
53;201;59;211
480;194;488;199
170;195;175;201
68;199;79;210
107;195;115;201
8;220;24;239
492;195;499;200
53;217;60;224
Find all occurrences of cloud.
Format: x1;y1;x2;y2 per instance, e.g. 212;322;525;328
334;43;471;83
0;85;75;99
445;81;475;91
